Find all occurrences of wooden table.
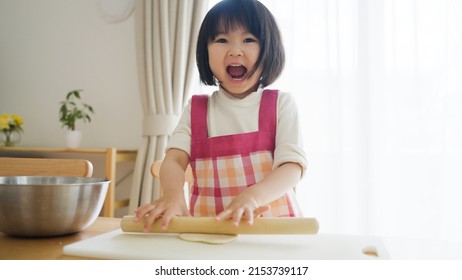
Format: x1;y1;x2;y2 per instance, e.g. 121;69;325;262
0;147;137;217
3;217;462;260
0;217;121;260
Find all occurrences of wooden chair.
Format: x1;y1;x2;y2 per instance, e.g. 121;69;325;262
151;160;194;204
0;157;93;177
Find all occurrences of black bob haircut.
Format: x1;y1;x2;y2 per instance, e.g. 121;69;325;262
196;0;285;88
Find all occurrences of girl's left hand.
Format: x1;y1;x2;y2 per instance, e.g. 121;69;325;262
216;193;270;226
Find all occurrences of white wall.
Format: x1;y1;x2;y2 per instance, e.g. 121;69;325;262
0;0;142;149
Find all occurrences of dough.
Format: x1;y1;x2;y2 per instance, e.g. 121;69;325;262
178;233;237;244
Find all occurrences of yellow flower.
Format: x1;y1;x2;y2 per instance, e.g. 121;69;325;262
12;114;23;126
0;115;9;130
0;113;23;131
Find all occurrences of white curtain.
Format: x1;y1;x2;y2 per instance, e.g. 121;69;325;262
208;0;462;242
130;0;209;211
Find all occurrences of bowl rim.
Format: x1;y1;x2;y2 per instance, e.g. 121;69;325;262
0;176;111;185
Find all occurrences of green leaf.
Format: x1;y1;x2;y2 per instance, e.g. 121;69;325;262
59;89;93;130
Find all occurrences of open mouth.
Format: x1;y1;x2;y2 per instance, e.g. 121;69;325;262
226;65;247;80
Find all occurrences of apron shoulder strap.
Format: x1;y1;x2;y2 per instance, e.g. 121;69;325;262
191;95;209;140
259;89;278;133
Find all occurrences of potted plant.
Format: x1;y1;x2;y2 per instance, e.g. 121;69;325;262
59;89;94;149
0;113;24;147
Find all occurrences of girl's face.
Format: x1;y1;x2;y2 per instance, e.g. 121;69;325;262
208;27;261;99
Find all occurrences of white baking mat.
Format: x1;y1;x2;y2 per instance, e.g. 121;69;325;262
63;229;389;260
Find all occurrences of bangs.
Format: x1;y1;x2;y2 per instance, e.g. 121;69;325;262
203;1;261;41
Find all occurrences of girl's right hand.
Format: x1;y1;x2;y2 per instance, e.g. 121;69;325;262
134;148;191;232
133;190;190;233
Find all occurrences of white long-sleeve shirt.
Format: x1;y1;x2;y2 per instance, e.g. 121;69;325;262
167;87;308;175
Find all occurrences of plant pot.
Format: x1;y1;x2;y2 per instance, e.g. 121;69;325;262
65;130;82;149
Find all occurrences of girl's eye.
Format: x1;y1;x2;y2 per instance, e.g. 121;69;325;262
244;37;257;43
215;38;228;43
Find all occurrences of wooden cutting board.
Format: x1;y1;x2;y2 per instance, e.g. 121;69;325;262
63;229;389;260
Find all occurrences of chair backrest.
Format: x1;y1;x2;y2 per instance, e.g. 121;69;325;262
0;157;93;177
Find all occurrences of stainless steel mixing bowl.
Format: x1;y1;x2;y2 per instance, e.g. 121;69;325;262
0;176;110;237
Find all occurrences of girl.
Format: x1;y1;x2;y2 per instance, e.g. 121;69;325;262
134;0;308;231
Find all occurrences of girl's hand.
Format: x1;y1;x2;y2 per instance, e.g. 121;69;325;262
216;192;270;226
133;190;190;232
134;149;190;233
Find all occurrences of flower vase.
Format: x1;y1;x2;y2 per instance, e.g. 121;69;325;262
65;130;82;149
1;130;21;147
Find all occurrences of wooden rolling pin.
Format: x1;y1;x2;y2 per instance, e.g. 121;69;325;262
120;215;319;235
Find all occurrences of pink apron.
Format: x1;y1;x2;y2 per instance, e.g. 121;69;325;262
189;90;301;217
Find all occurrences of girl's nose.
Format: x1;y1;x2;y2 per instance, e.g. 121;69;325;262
227;44;243;56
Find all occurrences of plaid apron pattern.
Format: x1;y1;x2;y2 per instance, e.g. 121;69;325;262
189;90;301;217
